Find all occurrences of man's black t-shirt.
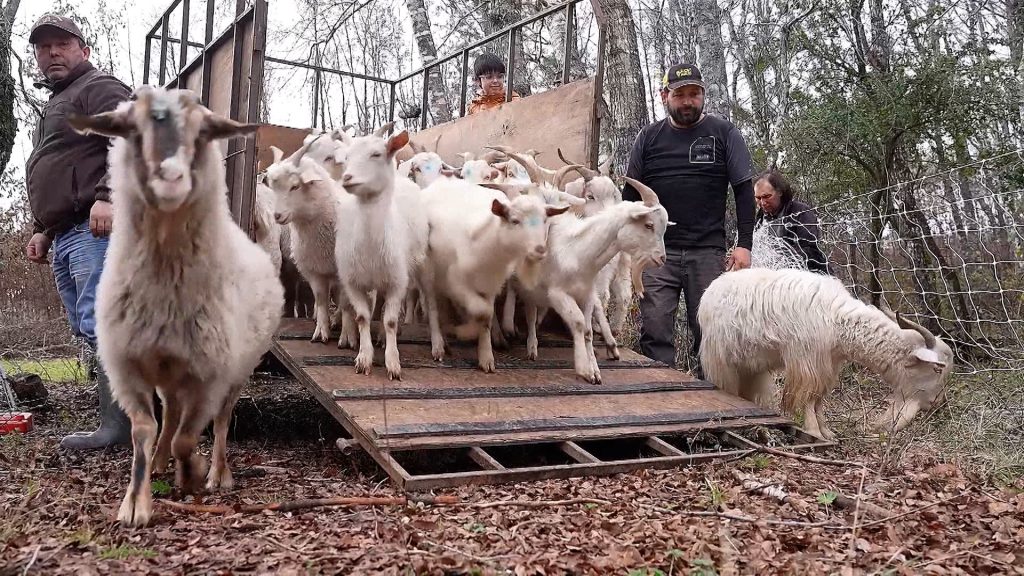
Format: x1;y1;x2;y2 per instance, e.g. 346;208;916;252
622;115;757;250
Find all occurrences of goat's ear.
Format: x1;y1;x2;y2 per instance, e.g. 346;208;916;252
553;191;586;206
387;130;410;157
270;146;284;165
667;220;677;226
480;183;524;199
911;347;947;369
68;109;136;138
546;204;571;217
201;114;259;141
440;167;458;177
486;167;501;182
490;198;511;221
629;206;659;220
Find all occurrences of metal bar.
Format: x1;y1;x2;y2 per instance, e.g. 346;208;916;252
239;0;268;240
467;447;505;470
388;82;397;123
178;0;190;71
505;27;516;102
204;0;215;43
263;56;391;84
158;15;169;85
459;49;469;117
371;408;782;439
393;0;581;84
561;1;575;85
420;65;430;130
151;35;205;50
143;35;152;85
331;381;715;401
312;69;321;128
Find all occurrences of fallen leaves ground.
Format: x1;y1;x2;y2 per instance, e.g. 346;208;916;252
2;377;1022;576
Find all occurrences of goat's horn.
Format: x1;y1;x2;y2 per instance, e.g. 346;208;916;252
557;147;576;166
623;177;660;207
557;148;597;182
599;153;614;176
373;121;395;137
479;149;507;164
485;144;516;156
506;152;544;186
895;313;938;349
553;164;586;191
409;140;427;154
433;133;443;153
290;132;325;165
458;152;475;164
270;145;284;165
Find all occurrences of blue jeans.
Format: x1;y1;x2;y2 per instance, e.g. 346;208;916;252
52;221;109;348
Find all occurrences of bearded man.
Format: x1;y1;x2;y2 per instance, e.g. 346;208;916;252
621;63;757;378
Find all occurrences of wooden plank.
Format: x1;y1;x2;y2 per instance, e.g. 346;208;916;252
330;380;714;400
646;436;686;457
303;355;660;370
371;407;780;439
560;441;600;463
256;124;309;171
305;365;692;393
270;342;412;486
278;337;657;366
467;447;505;470
394;78;597;171
371;416;794;450
400;449;754;492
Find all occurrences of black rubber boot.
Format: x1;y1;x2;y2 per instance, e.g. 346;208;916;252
60;356;131;451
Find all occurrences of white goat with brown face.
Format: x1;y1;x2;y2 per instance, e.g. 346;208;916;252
698;267;955;441
69;87;283;528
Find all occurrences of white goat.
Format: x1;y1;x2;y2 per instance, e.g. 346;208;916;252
265;141;354;346
336;129;438;379
253;180;283;274
515;177;670;383
420;178;570;372
697;267;955;441
69;87;283;527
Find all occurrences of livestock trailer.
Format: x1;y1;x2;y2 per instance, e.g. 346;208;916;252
142;0;830;490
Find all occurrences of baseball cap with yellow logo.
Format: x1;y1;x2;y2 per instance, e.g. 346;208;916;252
661;63;705;91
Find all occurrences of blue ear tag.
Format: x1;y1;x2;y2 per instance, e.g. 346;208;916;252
526;215;542;227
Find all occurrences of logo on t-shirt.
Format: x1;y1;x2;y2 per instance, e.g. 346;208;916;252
689;136;716;164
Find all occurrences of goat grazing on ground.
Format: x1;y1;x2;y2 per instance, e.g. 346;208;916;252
69;87;284;527
697;267;955;441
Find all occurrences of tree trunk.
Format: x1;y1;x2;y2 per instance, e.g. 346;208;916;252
1007;0;1024;145
598;0;649;174
405;0;453;124
0;0;23;177
692;0;729;119
482;0;530;97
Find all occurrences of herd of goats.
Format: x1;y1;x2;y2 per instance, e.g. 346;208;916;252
65;87;956;527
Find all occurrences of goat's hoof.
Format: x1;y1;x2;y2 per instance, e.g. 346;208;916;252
606;345;620;360
152;456;169;475
354;354;373;375
431;346;445;362
206;466;234;491
479;359;496;373
175;455;208;496
117;491;153;527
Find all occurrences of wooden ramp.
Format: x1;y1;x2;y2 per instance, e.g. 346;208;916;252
272;318;831;491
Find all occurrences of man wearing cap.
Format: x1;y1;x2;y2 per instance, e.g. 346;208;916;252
622;63;757;377
24;14;132;450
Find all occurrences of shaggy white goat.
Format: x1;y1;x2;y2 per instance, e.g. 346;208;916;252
697;267;954;441
253;181;283;273
420;178;570;372
516;177;670;384
265;142;355;346
69;87;283;527
336;129;438;379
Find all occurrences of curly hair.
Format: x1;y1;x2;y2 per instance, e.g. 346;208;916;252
754;169;795;205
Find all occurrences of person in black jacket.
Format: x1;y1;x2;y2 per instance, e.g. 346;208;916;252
753;169;830;274
622;63;757;377
24;14;132;450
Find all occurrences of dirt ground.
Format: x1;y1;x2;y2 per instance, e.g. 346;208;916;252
2;373;1022;576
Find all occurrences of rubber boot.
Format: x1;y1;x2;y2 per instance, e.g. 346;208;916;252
60;357;132;450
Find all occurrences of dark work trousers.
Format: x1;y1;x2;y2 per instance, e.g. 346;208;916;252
637;246;726;376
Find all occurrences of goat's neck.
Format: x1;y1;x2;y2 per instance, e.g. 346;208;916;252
554;207;630;274
835;309;904;380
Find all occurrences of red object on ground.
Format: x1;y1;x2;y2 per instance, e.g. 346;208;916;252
0;412;33;434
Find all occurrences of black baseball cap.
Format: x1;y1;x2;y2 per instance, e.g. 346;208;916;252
29;14;86;45
661;63;705;91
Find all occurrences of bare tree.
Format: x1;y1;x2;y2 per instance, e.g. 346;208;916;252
406;0;453;123
597;0;648;172
0;0;22;176
691;0;730;119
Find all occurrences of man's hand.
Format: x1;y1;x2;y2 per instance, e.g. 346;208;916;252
726;247;751;271
90;200;113;237
26;233;52;264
